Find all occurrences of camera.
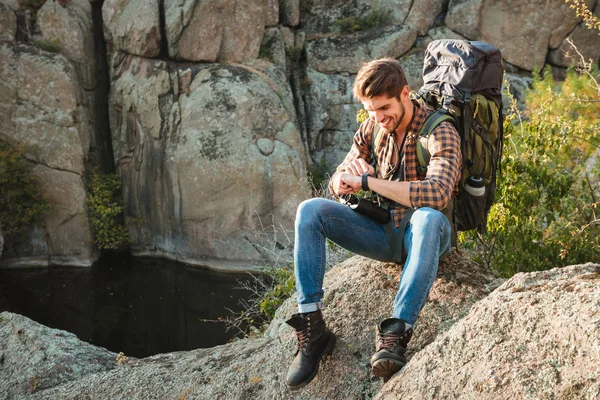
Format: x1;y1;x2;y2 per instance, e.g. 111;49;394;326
341;195;391;224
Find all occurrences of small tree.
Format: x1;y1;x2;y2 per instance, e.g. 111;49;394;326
86;168;130;250
0;141;49;245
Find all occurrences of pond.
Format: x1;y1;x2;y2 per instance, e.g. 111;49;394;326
0;252;258;358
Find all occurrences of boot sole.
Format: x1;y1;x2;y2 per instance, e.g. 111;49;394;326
371;358;405;379
288;333;336;391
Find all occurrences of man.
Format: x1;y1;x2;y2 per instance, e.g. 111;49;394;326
284;58;461;389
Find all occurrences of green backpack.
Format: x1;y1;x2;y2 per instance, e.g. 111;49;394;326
416;39;504;233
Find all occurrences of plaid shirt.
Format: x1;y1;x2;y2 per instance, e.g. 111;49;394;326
331;100;461;228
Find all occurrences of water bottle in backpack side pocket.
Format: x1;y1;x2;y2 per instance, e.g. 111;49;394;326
464;176;485;197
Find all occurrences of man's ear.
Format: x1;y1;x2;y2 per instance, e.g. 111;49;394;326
401;85;410;100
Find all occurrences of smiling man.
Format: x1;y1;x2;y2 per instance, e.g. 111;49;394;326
284;58;461;389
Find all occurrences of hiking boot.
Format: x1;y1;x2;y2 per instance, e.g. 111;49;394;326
285;310;336;390
370;318;413;379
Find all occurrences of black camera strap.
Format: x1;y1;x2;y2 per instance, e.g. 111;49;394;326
384;207;415;264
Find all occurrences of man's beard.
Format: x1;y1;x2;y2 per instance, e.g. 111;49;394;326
383;100;405;134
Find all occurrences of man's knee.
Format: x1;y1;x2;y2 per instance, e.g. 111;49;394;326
410;207;449;232
296;198;330;229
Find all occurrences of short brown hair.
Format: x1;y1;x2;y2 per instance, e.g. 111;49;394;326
353;58;408;102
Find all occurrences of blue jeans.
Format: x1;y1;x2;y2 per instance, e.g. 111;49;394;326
294;198;451;325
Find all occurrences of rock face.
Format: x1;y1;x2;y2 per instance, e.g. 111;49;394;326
37;0;96;89
0;312;118;398
0;1;16;41
109;55;309;264
377;263;600;400
0;43;95;267
4;251;501;399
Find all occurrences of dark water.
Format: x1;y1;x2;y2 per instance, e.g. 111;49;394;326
0;252;255;358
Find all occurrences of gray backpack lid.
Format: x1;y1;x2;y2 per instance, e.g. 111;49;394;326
421;39;504;107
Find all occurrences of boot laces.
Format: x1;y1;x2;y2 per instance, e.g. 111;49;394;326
295;327;311;352
378;332;400;350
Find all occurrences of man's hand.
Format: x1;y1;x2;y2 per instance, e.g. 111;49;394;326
339;172;362;193
345;159;374;177
331;159;374;195
331;171;353;195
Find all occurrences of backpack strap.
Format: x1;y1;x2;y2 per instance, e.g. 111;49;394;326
415;110;456;168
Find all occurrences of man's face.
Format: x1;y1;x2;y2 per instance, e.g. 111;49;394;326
362;93;405;133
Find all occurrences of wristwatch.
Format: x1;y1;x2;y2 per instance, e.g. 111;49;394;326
361;172;370;191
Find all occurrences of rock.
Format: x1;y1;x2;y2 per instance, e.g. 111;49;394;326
377;263;600;399
0;45;88;175
102;0;161;58
16;251;499;398
398;48;426;90
32;165;95;266
0;0;18;10
36;0;96;89
547;0;596;49
307;25;417;74
259;27;286;68
503;73;533;111
279;0;299;27
405;0;446;36
548;2;600;68
164;0;267;63
0;312;118;398
0;43;95;267
415;26;465;49
264;0;279;26
0;1;16;41
445;0;588;71
109;56;309;265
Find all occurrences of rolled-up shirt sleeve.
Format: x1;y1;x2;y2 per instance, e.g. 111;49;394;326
409;121;461;210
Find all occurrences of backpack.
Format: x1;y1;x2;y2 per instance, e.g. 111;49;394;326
415;39;505;233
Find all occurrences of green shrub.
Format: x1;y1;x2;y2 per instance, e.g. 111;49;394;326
0;142;49;243
460;67;600;276
225;264;296;338
334;6;393;33
308;158;332;196
86;168;130;250
258;265;295;320
35;39;60;53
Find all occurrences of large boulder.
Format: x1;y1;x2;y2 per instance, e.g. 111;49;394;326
36;0;96;89
0;312;118;399
0;44;95;267
164;0;272;63
445;0;596;71
109;55;309;266
15;251;499;398
377;263;600;399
